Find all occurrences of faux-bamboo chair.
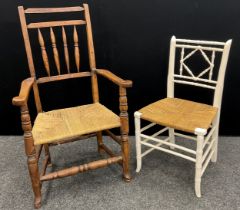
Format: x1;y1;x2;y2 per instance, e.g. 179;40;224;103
135;36;231;197
12;4;132;208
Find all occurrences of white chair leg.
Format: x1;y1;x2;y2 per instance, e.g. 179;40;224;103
195;128;206;198
211;125;219;163
169;128;175;149
135;112;142;173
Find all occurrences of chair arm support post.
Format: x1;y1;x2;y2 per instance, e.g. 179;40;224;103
12;77;35;106
119;87;131;181
93;68;132;88
21;105;34;155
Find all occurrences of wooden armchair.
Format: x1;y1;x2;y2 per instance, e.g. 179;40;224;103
13;4;132;209
135;36;231;197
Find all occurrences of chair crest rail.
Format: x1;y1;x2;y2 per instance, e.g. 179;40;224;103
24;6;84;14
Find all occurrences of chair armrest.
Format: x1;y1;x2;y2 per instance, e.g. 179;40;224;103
12;77;35;106
94;69;133;88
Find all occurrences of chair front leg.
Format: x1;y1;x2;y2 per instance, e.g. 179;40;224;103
194;128;206;198
134;111;142;172
119;87;131;182
21;105;41;209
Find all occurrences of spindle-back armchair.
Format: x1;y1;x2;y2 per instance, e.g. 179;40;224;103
13;4;132;208
135;36;231;197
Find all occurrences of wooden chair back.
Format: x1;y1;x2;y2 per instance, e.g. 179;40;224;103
18;4;99;113
167;36;232;108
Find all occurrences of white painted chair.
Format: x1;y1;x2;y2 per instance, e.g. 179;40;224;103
134;36;232;197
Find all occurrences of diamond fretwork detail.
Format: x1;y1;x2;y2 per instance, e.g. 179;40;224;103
179;47;215;80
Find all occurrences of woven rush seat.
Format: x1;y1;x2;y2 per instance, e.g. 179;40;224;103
32;103;120;145
139;97;218;134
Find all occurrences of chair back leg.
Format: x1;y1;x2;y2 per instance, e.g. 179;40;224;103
96;132;104;153
135;111;142;173
169;128;175;149
211;116;220;162
44;144;52;166
211;126;219;162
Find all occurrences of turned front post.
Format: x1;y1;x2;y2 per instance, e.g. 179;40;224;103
21;105;41;208
119;87;131;181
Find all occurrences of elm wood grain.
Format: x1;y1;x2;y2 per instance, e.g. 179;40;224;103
14;4;132;208
25;6;84;14
18;7;35;77
119;87;131;182
18;6;42;112
105;129;121;145
91;72;99;103
38;29;50;76
101;144;123;166
62;26;70;73
36;72;91;84
95;69;133;88
36;145;43;160
73;26;80;72
96;131;104;153
28;20;86;29
101;144;116;157
40;156;123;181
12;77;34;106
83;4;96;69
43;144;52;166
83;4;99;103
50;27;61;74
41;155;50;176
20;105;41;209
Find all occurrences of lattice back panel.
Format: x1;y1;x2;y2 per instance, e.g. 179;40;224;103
173;40;226;90
167;36;232;107
174;46;223;88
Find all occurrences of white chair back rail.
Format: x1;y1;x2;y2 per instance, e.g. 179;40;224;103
167;36;232;108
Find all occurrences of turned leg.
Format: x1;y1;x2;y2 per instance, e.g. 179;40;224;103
21;105;41;208
44;144;52;166
121;134;131;181
119;87;131;182
27;154;42;208
169;128;175;149
96;131;104;153
134;112;142;173
195;129;205;198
